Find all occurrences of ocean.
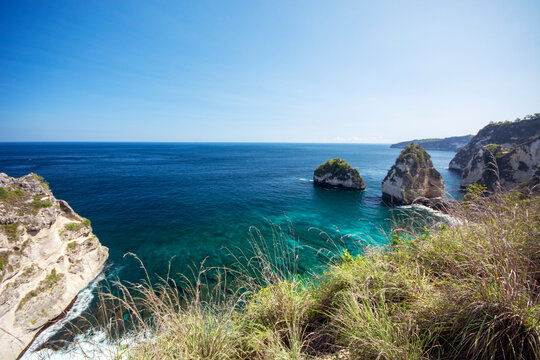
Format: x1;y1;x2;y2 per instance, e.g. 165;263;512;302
0;142;460;356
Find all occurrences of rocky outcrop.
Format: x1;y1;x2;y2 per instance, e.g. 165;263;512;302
391;135;473;152
0;173;108;360
313;158;365;190
382;143;445;205
449;114;540;171
461;137;540;191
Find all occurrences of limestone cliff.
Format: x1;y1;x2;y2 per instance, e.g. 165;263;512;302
0;173;108;360
313;158;365;190
449;114;540;171
461;137;540;191
382;143;445;205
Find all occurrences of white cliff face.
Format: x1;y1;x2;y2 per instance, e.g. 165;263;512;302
461;138;540;191
504;138;540;186
0;173;108;360
461;148;490;188
382;144;445;205
381;163;406;201
313;173;361;189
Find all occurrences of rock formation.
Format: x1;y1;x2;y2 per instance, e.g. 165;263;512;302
461;137;540;191
382;143;445;205
449;114;540;171
313;158;365;190
0;173;108;360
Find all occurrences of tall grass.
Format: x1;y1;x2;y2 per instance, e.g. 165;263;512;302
65;192;539;360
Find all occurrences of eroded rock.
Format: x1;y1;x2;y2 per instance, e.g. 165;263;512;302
382;143;445;205
0;173;108;360
313;158;366;190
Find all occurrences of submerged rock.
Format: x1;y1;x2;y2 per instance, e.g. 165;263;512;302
382;143;445;205
313;158;365;190
461;137;540;192
0;173;109;360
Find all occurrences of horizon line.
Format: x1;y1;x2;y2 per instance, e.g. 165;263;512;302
0;140;394;145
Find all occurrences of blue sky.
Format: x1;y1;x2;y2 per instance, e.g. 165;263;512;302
1;1;539;142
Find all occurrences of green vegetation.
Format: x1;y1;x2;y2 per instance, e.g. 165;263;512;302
31;194;52;213
314;158;356;179
101;192;539;360
0;186;25;202
1;223;19;243
66;241;78;251
16;269;64;313
483;143;510;159
64;219;91;232
45;268;62;286
33;173;50;191
399;142;428;164
0;253;6;271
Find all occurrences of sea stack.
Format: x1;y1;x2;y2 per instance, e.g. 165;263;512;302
313;158;366;190
0;173;109;360
382;143;445;205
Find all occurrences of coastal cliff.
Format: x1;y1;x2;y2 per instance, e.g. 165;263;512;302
382;143;445;205
449;114;540;171
313;158;365;190
461;137;540;191
0;173;108;360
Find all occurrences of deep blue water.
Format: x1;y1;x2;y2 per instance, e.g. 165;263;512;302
0;143;460;283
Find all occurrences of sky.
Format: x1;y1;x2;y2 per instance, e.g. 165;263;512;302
1;1;539;143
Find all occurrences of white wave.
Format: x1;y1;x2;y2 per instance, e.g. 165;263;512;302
298;178;313;182
405;204;463;226
22;272;106;359
21;329;144;360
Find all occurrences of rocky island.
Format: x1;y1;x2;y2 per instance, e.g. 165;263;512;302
0;173;108;360
313;158;365;190
382;143;445;205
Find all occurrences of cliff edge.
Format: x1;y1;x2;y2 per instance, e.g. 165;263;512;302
449;114;540;171
0;173;108;360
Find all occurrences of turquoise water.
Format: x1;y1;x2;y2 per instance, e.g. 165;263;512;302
0;143;460;283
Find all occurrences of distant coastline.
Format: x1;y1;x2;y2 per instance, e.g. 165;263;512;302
390;135;473;152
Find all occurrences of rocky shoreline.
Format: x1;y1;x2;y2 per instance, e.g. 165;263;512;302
0;173;109;360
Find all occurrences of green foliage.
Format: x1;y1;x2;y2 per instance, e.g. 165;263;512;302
399;142;429;164
33;173;50;191
314;158;354;178
483;143;510;159
464;183;488;201
31;194;52;213
64;219;91;234
66;241;78;251
0;187;25;202
45;268;62;286
0;254;6;271
1;223;19;242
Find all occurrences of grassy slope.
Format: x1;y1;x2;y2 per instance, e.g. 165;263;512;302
108;192;539;360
